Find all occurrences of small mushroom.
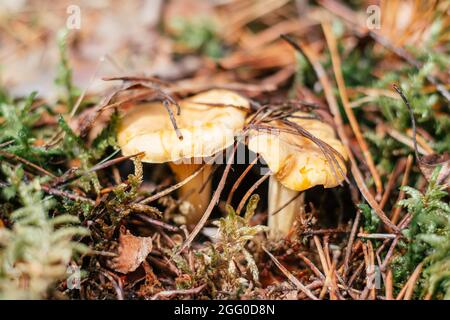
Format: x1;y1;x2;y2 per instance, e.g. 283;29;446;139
248;112;348;239
117;89;250;225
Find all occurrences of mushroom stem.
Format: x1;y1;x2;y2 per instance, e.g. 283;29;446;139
168;162;213;225
268;176;304;239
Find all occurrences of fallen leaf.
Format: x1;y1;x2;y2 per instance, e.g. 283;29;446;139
110;226;153;274
393;84;450;186
419;153;450;186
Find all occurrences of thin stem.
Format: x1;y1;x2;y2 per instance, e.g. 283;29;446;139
226;155;259;206
267;176;303;239
178;144;238;253
169;162;213;225
236;173;269;216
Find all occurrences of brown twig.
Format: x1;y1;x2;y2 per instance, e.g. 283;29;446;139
358;232;397;240
380;213;413;271
41;185;95;205
150;284;206;300
0;149;57;178
343;209;361;278
390;154;414;224
297;253;325;280
263;246;319;300
52;152;145;187
140;164;207;205
235;173;269;215
386;269;394;300
137;214;180;232
0;140;14;148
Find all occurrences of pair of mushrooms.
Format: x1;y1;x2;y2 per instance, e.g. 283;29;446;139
117;89;348;239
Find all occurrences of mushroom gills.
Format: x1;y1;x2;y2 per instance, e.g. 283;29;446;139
168;162;213;225
268;175;304;239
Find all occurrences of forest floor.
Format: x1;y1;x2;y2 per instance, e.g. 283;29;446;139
0;0;449;300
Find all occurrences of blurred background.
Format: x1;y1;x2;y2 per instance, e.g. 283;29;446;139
2;0;444;102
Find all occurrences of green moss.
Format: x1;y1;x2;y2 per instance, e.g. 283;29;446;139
0;164;88;299
169;17;224;59
394;167;450;298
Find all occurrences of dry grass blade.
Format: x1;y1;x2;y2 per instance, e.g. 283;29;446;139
263;246;319;300
235;173;269;215
396;262;424;300
390;154;414;224
322;22;383;199
298;252;325;280
343;209;360;278
379;158;407;210
226;155;259;205
386;269;394;300
271;192;303;217
314;236;330;276
140;163;207;205
314;236;339;299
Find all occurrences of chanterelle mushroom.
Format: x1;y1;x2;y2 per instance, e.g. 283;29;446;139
117;89;250;225
247;112;348;239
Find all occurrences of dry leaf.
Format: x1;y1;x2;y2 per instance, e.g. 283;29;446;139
419;153;450;186
393;84;450;186
110;226;153;274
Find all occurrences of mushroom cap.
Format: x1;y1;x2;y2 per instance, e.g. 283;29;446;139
117;89;250;163
247;112;348;191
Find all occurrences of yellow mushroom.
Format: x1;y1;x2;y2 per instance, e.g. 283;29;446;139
247;112;348;239
117;89;250;225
